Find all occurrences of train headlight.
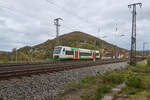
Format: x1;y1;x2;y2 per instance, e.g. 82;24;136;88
54;55;59;59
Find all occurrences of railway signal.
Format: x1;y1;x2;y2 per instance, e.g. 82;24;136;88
128;3;142;66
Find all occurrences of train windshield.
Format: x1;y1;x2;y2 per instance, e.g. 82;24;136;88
54;47;62;54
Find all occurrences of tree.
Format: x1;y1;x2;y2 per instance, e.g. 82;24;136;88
44;50;51;59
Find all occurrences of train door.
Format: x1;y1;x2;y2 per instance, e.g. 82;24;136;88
74;50;79;60
92;52;96;60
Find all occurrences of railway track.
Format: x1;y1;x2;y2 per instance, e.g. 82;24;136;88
0;59;128;80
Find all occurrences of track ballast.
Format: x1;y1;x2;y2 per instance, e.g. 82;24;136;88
0;59;127;80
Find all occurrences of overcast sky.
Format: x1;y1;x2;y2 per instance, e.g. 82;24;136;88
0;0;149;51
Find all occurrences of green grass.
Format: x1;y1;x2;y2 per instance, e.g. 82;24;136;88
147;55;150;65
65;76;97;92
104;71;125;85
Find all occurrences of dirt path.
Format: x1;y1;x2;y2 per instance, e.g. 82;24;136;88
138;60;147;65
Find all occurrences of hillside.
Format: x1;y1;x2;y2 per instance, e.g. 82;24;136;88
0;31;128;62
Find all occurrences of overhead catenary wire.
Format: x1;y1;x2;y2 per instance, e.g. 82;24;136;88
0;4;57;33
0;0;104;37
0;3;80;35
45;0;99;29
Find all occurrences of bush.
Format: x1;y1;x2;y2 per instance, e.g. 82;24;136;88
95;85;111;100
65;81;80;91
1;59;9;63
81;94;92;100
79;76;96;88
81;85;111;100
95;92;103;100
130;64;150;73
122;87;141;95
147;56;150;65
79;83;90;88
97;85;111;94
105;71;124;84
66;76;96;91
125;72;143;88
81;76;96;84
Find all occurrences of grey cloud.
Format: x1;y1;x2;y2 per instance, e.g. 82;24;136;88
0;0;149;51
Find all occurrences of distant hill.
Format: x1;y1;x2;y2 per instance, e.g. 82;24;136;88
0;51;4;54
0;31;128;62
0;51;8;54
137;50;150;56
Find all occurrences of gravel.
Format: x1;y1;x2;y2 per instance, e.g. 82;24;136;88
0;62;128;100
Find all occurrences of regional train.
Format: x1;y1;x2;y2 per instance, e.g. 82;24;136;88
53;46;100;60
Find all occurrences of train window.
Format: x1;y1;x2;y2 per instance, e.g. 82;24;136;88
66;51;74;55
63;48;65;52
54;47;62;54
79;52;91;56
96;53;100;56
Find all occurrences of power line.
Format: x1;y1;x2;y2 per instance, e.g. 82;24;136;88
0;4;52;28
0;1;99;36
0;4;35;19
45;0;98;28
0;4;76;34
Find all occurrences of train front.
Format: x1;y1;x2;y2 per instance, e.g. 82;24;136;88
53;46;62;60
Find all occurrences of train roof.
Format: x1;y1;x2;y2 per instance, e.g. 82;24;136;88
55;46;99;52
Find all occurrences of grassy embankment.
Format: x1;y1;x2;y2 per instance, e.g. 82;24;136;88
54;59;150;100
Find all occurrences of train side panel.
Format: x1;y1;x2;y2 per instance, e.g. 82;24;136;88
53;46;100;60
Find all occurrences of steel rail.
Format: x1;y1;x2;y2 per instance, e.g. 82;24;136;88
0;59;128;80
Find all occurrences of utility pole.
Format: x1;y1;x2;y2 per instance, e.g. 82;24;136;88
16;49;17;63
13;48;17;63
101;36;107;59
143;42;147;57
54;18;63;46
147;43;149;56
128;3;142;66
114;24;118;59
93;40;97;62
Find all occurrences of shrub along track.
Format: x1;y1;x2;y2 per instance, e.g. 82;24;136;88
0;59;128;80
